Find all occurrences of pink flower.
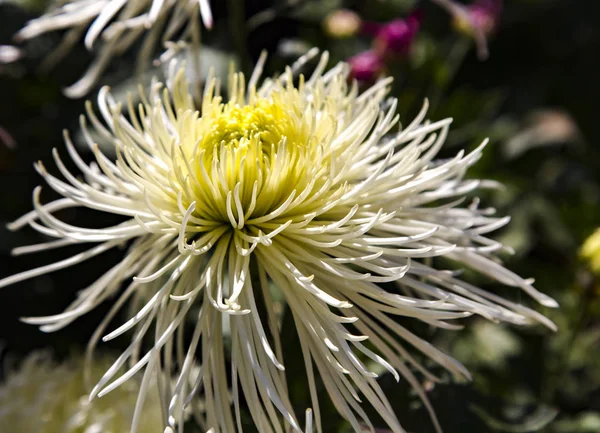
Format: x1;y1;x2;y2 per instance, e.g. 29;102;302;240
432;0;503;59
348;49;385;82
455;0;503;36
363;10;423;57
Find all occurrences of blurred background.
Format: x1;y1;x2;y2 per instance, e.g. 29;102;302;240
0;0;599;432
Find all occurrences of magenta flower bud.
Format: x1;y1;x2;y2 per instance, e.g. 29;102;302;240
373;10;423;56
455;0;502;36
433;0;502;58
348;50;385;82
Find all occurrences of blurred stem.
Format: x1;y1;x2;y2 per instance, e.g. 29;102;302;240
247;0;305;31
228;0;251;76
428;36;472;113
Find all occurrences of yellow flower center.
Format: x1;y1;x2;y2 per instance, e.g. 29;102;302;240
177;90;328;228
199;98;308;161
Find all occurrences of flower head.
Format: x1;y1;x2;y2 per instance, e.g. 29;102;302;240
0;51;556;433
14;0;213;97
372;12;422;57
323;9;362;39
432;0;502;59
348;49;385;82
0;352;163;433
453;0;502;38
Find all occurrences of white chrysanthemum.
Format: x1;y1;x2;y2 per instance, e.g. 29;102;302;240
0;352;163;433
0;51;557;433
15;0;213;97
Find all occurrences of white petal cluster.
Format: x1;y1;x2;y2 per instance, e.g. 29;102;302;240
0;51;556;433
0;352;163;433
15;0;213;97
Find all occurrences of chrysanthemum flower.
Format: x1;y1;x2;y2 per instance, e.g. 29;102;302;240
0;351;163;433
15;0;213;97
0;51;557;433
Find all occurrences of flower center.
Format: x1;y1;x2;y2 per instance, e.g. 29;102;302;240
203;101;300;152
195;97;310;165
180;94;322;227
